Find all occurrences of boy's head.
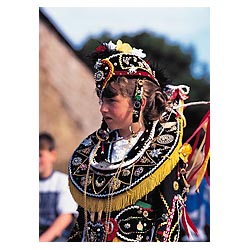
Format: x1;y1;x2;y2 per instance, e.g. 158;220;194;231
39;132;55;151
39;132;57;178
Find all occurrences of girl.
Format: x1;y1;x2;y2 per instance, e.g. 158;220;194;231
67;40;209;242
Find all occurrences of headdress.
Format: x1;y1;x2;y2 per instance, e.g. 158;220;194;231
91;40;160;124
92;40;159;91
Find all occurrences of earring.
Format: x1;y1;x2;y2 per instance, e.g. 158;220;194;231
132;79;144;123
129;121;142;137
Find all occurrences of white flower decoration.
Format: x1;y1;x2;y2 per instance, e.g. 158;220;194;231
132;48;146;58
149;148;162;158
105;41;117;51
82;137;92;146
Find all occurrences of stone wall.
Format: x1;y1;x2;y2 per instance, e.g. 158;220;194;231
39;17;101;173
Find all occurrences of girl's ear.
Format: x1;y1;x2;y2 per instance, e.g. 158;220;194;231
141;96;147;111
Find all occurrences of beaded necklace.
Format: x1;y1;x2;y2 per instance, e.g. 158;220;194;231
103;138;132;241
83;140;101;241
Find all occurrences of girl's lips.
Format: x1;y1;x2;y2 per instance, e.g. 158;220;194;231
103;117;113;124
103;116;112;121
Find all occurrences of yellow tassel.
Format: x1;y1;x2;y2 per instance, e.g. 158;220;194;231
179;143;192;163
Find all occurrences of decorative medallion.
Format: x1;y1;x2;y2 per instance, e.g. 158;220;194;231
109;177;121;190
143;210;149;217
173;181;179;191
94;70;104;82
95;176;106;187
157;134;174;144
137;221;143;231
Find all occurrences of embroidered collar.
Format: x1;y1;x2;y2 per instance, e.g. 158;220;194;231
68;116;183;212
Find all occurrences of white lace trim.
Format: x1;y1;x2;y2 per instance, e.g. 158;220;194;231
110;131;144;164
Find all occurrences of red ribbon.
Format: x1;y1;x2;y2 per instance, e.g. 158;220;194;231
185;110;210;184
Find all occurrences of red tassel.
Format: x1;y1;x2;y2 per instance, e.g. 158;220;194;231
205;170;210;186
182;207;198;238
181;208;190;237
185;110;210;145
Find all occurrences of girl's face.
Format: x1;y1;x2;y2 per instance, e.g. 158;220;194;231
100;94;133;136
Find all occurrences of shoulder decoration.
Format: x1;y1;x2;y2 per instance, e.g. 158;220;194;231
68;115;184;213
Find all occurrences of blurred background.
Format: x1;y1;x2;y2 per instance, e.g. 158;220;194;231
39;6;210;174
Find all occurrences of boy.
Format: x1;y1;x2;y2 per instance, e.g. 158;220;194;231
39;132;78;242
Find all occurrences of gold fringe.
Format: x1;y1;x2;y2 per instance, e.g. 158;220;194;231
69;118;184;213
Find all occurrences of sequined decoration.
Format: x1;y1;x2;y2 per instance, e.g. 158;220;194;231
72;157;82;166
87;221;105;242
80;175;92;187
82;137;93;147
109;177;121;190
134;167;144;177
122;169;131;176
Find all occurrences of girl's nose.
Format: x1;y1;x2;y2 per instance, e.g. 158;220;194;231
100;101;108;113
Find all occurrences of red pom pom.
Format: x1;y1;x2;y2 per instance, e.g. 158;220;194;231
95;45;106;52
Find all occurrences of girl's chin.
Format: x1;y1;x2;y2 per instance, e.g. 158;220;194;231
105;120;118;131
105;123;116;131
107;125;118;131
107;124;122;132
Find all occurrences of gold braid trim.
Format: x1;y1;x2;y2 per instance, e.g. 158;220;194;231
160;192;171;215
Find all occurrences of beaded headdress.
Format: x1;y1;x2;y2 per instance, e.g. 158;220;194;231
92;40;160;123
93;40;159;91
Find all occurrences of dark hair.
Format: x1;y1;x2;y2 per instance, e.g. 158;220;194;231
39;132;55;151
142;79;167;122
97;77;167;124
97;76;135;99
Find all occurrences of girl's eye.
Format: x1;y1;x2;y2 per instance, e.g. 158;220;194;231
107;98;116;103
